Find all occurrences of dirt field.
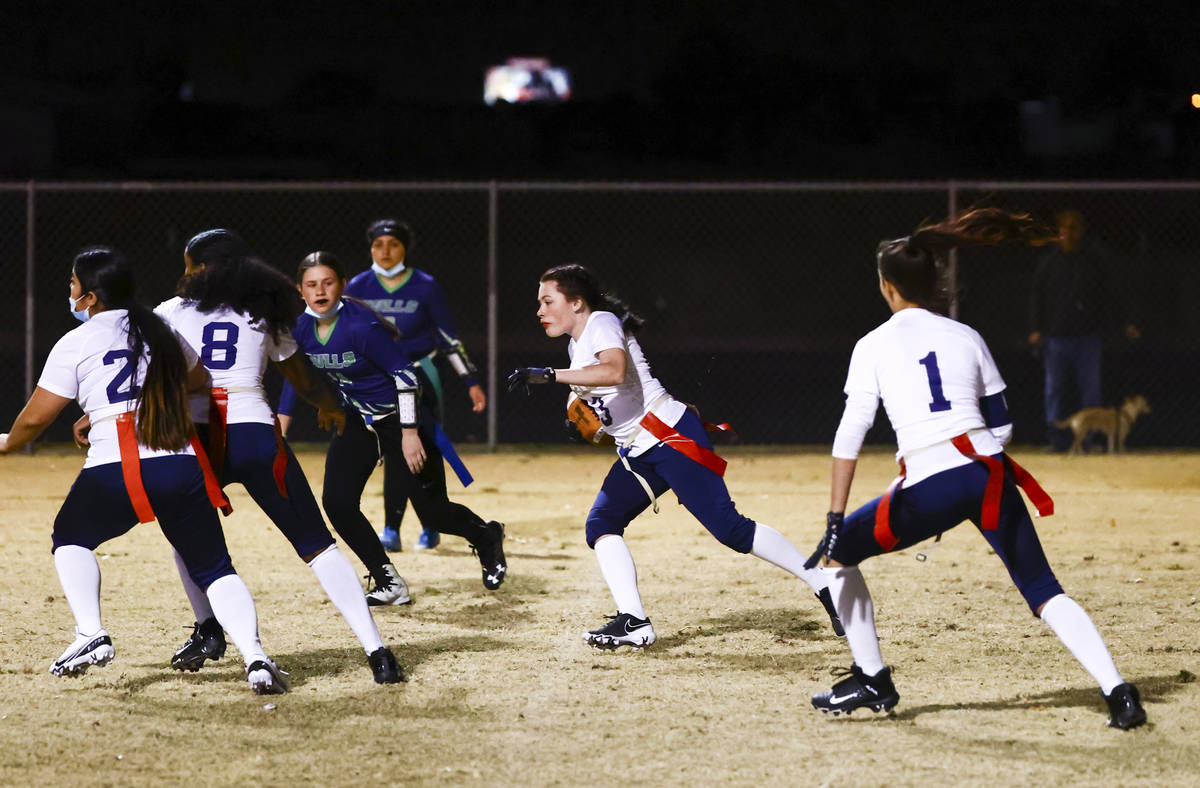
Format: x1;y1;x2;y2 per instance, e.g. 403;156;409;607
1;444;1198;787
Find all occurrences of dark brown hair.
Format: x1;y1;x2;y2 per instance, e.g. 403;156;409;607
297;251;400;339
540;263;644;334
74;246;192;451
877;207;1052;313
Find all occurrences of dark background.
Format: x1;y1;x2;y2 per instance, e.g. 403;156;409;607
4;1;1200;181
4;2;1200;448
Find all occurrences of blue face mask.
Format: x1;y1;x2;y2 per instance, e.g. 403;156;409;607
69;295;90;323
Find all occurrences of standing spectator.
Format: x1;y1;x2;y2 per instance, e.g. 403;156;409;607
1028;210;1140;451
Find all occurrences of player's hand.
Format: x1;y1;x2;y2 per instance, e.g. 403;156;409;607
402;428;426;473
317;407;346;436
563;419;586;444
818;511;844;566
468;384;487;413
73;413;92;448
506;367;555;395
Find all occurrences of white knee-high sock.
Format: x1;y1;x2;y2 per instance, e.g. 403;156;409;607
173;549;216;623
309;545;384;654
1040;594;1124;694
823;565;885;676
751;523;827;593
54;545;103;636
593;535;646;620
204;574;268;667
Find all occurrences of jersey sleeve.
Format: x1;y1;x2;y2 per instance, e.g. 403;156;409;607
265;329;299;363
586;313;626;356
831;337;880;459
973;329;1006;396
277;379;298;416
360;317;416;378
36;332;81;400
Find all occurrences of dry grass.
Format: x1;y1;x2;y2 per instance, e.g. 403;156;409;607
1;444;1198;787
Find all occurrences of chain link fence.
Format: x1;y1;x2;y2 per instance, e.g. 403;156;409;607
5;181;1198;450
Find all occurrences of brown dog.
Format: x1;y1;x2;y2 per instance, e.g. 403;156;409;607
1052;395;1151;454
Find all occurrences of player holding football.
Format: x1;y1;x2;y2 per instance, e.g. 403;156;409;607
0;246;286;694
153;229;404;684
279;251;507;593
507;263;842;649
808;208;1145;729
346;219;485;553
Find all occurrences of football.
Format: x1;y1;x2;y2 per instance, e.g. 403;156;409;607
566;393;615;447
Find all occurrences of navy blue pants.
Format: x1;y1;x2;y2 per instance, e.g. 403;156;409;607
585;410;756;553
829;460;1064;614
200;422;334;559
1043;335;1102;447
52;456;236;590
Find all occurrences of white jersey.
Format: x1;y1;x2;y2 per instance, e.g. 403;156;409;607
833;308;1007;485
567;311;686;457
155;297;297;425
36;310;198;469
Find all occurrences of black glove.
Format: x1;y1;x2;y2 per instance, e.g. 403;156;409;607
563;419;586;444
506;367;556;394
805;511;844;569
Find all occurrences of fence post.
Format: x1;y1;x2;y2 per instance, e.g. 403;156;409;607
487;181;498;450
23;180;35;455
947;180;959;320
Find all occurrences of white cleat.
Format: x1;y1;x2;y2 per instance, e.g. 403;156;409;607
246;658;289;695
51;630;115;676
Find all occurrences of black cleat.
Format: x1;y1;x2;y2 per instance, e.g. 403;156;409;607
473;521;508;590
583;612;656;650
812;664;899;715
1104;682;1147;730
368;647;407;684
816;587;845;637
171;617;226;672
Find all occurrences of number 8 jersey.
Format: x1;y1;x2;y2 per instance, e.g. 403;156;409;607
833;308;1009;485
155;297;297;426
36;309;199;468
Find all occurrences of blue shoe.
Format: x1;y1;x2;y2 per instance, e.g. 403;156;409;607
379;526;402;553
414;528;440;550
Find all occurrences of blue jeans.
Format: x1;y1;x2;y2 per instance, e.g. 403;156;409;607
1043;335;1102;445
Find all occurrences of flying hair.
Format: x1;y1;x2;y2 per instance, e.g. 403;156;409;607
540;263;645;334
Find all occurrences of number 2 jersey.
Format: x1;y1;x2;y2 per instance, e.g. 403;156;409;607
36;309;199;468
154;297;297;426
567;310;686;457
833;307;1009;485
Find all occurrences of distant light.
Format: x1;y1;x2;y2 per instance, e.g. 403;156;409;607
484;58;571;106
1193;93;1200;109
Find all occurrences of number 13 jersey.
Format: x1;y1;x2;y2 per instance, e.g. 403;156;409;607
155;297;297;426
567;311;686;457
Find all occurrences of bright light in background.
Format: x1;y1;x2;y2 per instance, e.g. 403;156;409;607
1192;94;1200;109
484;58;572;106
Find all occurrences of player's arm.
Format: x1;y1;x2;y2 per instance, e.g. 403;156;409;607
273;353;345;435
0;387;73;454
507;348;626;392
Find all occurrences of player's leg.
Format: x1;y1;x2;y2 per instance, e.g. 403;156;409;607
380;454;407;552
47;465;139;676
147;456;285;695
411;358;446;551
321;415;408;605
580;458;667;649
383;420;507;590
979;478;1144;729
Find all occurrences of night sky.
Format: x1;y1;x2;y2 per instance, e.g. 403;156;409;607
3;1;1200;180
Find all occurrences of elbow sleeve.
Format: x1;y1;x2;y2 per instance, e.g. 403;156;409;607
394;369;420;428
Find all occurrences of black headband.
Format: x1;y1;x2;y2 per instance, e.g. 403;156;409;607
366;220;411;248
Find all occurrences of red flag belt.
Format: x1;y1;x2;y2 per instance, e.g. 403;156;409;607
639;412;727;477
114;411;232;522
874;433;1054;552
209;387;288;499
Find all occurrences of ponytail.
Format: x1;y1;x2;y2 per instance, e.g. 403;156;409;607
877;207;1053;312
74;246;193;451
540;263;645;335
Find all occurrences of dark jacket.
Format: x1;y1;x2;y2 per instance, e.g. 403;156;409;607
1029;241;1120;337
